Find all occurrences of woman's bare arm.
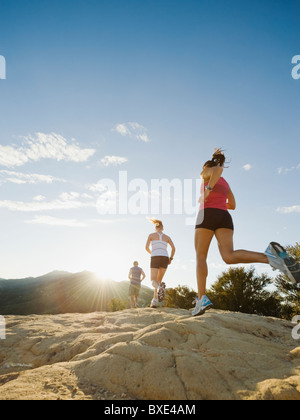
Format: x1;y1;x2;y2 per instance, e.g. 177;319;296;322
167;237;176;262
207;165;223;189
145;235;152;255
227;188;236;210
202;166;224;202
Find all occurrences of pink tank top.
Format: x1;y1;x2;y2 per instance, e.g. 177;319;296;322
200;177;229;211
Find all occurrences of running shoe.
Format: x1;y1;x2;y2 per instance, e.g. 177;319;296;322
265;242;300;284
192;295;213;317
157;282;166;302
150;298;158;308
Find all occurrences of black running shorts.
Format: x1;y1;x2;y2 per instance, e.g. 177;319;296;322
151;256;170;269
195;208;234;231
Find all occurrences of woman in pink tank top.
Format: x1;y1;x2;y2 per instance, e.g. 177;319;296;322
193;149;269;317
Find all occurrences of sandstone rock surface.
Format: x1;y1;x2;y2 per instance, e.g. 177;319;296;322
0;308;299;400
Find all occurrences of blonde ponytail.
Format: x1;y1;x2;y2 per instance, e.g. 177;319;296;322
150;218;163;229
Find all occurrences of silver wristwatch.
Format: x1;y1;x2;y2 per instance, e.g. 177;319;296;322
205;185;213;191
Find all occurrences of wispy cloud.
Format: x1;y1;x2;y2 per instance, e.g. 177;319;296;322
276;205;300;214
113;122;150;143
0;170;65;185
0;191;95;212
25;215;125;228
100;155;128;167
25;215;88;227
0;133;96;168
87;183;107;193
33;195;46;201
277;164;300;175
243;164;252;171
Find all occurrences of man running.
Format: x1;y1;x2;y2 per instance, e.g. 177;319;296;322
128;261;146;308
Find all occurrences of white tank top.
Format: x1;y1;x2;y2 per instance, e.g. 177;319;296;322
151;233;169;257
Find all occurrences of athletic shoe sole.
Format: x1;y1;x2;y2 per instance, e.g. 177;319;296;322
269;242;300;284
157;283;166;302
193;303;213;317
150;299;159;308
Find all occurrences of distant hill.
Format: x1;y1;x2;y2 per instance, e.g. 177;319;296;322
0;271;153;315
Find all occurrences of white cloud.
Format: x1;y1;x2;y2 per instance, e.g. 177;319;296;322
114;124;131;137
0;170;65;185
113;122;150;143
276;205;300;214
88;218;126;225
277;164;300;175
243;164;252;171
0;191;95;212
25;215;125;227
25;215;87;227
33;195;46;202
87;183;107;193
0;146;29;167
59;192;80;201
100;155;128;167
0;133;96;168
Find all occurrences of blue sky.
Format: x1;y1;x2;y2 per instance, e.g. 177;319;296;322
0;0;299;291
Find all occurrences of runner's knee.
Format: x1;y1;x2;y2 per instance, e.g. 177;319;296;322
221;252;235;265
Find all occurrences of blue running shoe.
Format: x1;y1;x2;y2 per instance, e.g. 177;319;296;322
192;295;213;317
265;242;300;284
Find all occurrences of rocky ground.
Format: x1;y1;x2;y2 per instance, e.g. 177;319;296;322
0;308;299;400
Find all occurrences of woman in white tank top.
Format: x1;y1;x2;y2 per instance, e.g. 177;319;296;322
145;219;176;308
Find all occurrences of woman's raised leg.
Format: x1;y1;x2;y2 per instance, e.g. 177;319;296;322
215;228;268;264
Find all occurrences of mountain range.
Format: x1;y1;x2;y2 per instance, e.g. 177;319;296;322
0;271;153;315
